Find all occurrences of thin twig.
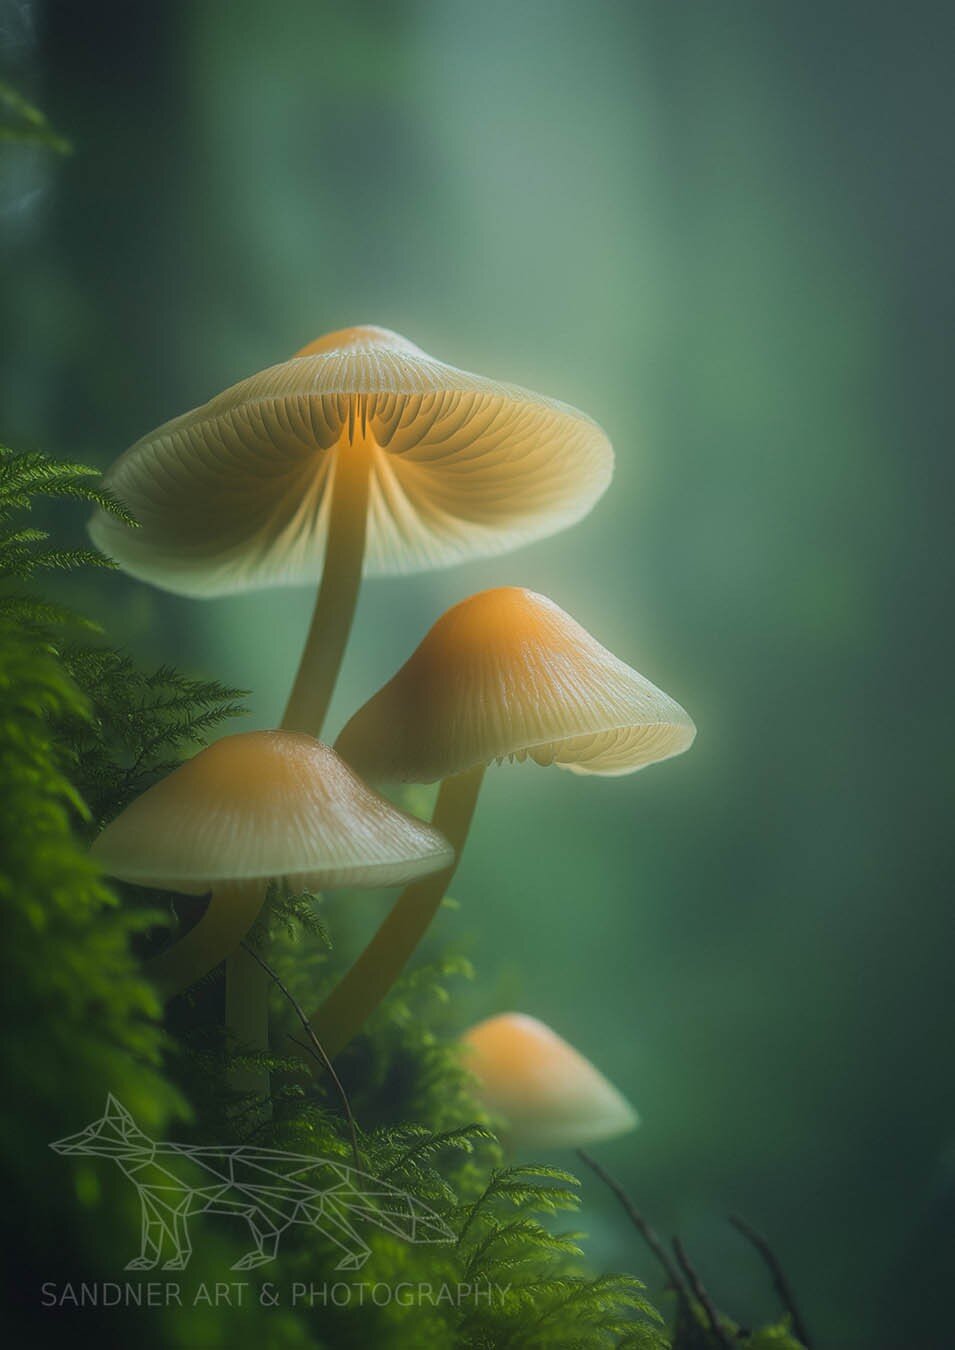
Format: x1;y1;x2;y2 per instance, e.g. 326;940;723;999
672;1237;733;1349
239;941;361;1170
576;1149;690;1309
283;1037;361;1173
729;1214;812;1348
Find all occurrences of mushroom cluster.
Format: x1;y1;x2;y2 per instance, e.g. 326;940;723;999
91;325;694;1140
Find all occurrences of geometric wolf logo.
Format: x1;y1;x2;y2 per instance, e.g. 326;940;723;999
50;1095;455;1272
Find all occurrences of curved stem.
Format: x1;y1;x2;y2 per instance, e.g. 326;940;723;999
281;436;372;737
146;882;265;1001
308;764;486;1060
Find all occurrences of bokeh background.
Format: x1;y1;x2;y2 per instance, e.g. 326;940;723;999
2;2;953;1346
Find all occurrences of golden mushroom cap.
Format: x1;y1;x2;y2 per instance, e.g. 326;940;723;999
335;586;696;783
89;730;454;894
462;1013;639;1149
88;325;613;596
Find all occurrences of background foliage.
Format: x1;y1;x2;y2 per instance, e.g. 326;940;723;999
2;2;953;1347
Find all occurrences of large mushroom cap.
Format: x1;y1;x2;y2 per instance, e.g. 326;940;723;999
462;1013;638;1149
335;586;696;783
90;730;454;894
88;325;613;596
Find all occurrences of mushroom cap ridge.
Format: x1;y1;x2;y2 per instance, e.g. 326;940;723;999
88;326;613;595
90;730;454;894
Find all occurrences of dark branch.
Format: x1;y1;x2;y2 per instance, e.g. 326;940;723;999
576;1149;691;1310
239;940;361;1170
729;1213;812;1348
672;1237;733;1349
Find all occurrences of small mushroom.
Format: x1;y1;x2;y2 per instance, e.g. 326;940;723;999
88;326;613;736
90;730;453;1072
461;1013;638;1149
311;586;695;1056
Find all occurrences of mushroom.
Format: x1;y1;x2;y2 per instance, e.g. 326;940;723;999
90;730;454;1073
311;586;695;1056
88;326;614;737
461;1013;638;1149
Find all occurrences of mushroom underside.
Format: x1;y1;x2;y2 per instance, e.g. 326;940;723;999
512;720;698;776
89;384;611;594
365;720;697;784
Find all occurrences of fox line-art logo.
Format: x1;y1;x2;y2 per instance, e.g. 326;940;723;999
50;1095;455;1272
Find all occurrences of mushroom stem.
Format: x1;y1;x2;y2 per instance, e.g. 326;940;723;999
308;763;485;1058
225;941;271;1100
146;882;266;1001
281;438;372;737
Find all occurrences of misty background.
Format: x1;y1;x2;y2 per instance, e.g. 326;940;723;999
2;3;953;1346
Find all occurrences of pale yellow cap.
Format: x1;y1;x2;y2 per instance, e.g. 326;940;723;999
462;1013;639;1149
89;730;454;894
335;586;696;783
88;325;613;596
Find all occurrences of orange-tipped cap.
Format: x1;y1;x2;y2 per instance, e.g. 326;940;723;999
335;586;696;783
462;1013;638;1149
90;731;454;894
88;326;613;595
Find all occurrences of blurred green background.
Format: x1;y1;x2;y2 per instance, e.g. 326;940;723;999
2;2;953;1346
